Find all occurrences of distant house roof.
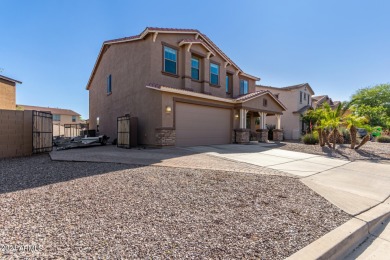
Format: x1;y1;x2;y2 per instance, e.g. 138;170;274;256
17;105;81;116
257;83;315;95
87;27;260;90
0;75;22;84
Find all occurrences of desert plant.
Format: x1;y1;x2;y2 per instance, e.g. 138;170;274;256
302;133;319;145
266;124;276;140
343;114;368;149
376;136;390;143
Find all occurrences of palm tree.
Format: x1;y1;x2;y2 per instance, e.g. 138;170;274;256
343;114;368;149
355;126;373;150
322;103;343;149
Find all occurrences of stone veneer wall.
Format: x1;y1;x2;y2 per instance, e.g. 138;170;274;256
233;129;250;144
258;129;269;142
155;128;176;146
273;129;283;141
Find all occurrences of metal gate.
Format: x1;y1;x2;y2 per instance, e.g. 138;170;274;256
33;111;53;153
117;115;131;148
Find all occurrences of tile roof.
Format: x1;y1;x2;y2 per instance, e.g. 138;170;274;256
104;35;140;44
234;91;267;101
147;83;286;110
17;105;81;116
146;27;199;32
293;105;312;114
0;74;22;84
257;83;314;95
311;95;327;101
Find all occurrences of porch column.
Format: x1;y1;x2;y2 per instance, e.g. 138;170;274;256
261;112;267;129
276;114;281;129
235;108;250;144
259;112;268;142
273;114;283;141
239;109;247;129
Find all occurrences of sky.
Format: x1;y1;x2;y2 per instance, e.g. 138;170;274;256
1;0;389;119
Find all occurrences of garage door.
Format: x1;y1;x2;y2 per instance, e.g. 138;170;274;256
175;102;231;146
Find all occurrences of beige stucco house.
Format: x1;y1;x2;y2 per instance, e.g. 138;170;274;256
17;105;84;137
0;75;22;110
87;27;287;147
256;83;314;140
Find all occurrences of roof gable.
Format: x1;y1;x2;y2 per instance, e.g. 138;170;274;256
257;83;315;95
86;27;260;90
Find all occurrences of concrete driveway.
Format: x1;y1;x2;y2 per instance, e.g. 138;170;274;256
51;143;390;216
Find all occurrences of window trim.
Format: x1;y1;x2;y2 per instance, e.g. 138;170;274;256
53;114;61;121
191;55;200;81
107;74;112;95
239;79;249;95
162;44;179;76
263;98;268;107
300;91;303;104
210;62;220;86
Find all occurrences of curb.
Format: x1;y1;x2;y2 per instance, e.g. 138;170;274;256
287;198;390;260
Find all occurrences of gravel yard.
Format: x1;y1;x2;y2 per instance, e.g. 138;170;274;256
0;155;350;259
279;141;390;162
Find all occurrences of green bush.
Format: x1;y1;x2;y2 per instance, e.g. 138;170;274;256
302;133;319;145
376;136;390;143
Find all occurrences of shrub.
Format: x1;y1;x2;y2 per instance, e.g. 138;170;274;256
302;133;319;145
376;136;390;143
266;124;276;140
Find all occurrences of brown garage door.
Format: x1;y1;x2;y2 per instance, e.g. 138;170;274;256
175;102;231;147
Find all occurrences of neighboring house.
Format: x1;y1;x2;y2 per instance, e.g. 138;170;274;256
256;83;315;140
87;27;287;147
0;74;22;110
16;105;84;137
312;95;340;109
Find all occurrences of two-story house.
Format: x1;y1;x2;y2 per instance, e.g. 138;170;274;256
0;74;22;110
87;27;287;147
256;83;314;140
16;105;84;137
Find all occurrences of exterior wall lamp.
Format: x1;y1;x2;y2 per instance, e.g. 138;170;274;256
234;114;239;118
165;106;172;113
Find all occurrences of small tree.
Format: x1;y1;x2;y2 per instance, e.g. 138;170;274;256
343;114;368;149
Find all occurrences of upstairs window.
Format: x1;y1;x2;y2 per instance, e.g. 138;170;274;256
263;98;268;107
164;46;177;74
304;93;307;100
226;75;229;93
53;114;61;121
72;115;77;122
191;56;200;80
107;74;112;94
240;79;249;95
210;63;219;85
300;91;303;104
